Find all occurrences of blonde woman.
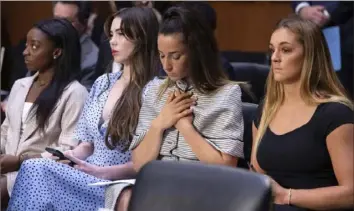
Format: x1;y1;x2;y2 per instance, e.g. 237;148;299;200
251;15;353;211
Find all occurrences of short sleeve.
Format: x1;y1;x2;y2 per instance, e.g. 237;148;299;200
202;84;244;158
253;100;264;128
322;102;354;136
141;77;159;102
129;78;161;150
73;76;102;143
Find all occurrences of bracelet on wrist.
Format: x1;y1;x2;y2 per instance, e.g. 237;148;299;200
287;188;292;205
19;153;32;165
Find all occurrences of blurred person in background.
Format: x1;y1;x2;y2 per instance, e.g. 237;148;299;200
292;1;353;98
53;1;99;90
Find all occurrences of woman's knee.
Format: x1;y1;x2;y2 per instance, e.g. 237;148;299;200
115;187;132;211
21;158;52;171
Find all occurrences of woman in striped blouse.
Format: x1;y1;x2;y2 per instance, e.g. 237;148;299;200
106;5;244;211
131;5;244;170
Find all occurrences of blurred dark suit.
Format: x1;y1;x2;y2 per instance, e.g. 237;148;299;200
292;1;353;98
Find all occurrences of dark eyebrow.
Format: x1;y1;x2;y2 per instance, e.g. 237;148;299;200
158;50;181;55
168;51;180;55
110;28;122;34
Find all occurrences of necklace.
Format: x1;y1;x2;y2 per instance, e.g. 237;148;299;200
38;79;47;86
175;79;193;92
34;78;48;88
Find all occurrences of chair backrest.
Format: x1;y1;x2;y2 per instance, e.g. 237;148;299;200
231;62;269;104
221;51;269;65
129;161;272;211
238;102;258;169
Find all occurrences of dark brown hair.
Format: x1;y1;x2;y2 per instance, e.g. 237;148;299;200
159;5;228;94
104;7;159;150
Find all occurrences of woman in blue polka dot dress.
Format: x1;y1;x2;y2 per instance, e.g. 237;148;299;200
7;7;160;211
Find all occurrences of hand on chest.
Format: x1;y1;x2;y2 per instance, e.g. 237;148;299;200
154;87;223;132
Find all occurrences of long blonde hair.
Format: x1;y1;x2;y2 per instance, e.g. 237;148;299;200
253;15;353;158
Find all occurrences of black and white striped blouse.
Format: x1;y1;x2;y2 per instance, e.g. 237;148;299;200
130;78;244;161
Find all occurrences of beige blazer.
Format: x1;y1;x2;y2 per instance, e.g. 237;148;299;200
0;74;88;194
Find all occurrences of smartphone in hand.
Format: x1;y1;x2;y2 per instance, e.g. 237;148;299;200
45;147;76;166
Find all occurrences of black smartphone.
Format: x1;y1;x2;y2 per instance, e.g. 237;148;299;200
45;147;76;166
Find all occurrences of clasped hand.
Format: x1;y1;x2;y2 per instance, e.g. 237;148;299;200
155;89;197;131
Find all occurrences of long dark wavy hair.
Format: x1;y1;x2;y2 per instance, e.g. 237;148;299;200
104;7;160;150
31;18;81;132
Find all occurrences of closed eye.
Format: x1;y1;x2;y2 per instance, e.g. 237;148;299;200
172;54;181;60
282;48;292;53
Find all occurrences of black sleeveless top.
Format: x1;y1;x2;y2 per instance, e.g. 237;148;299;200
254;102;353;210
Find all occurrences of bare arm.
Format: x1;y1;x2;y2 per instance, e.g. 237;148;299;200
130;81;167;172
70;142;94;160
179;124;237;166
99;161;136;181
287;124;353;210
66;150;134;180
132;120;164;172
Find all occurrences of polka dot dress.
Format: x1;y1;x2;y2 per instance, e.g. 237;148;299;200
8;72;132;211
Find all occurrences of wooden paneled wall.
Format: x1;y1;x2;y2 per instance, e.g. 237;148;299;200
209;1;293;52
1;1;293;52
1;1;53;46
